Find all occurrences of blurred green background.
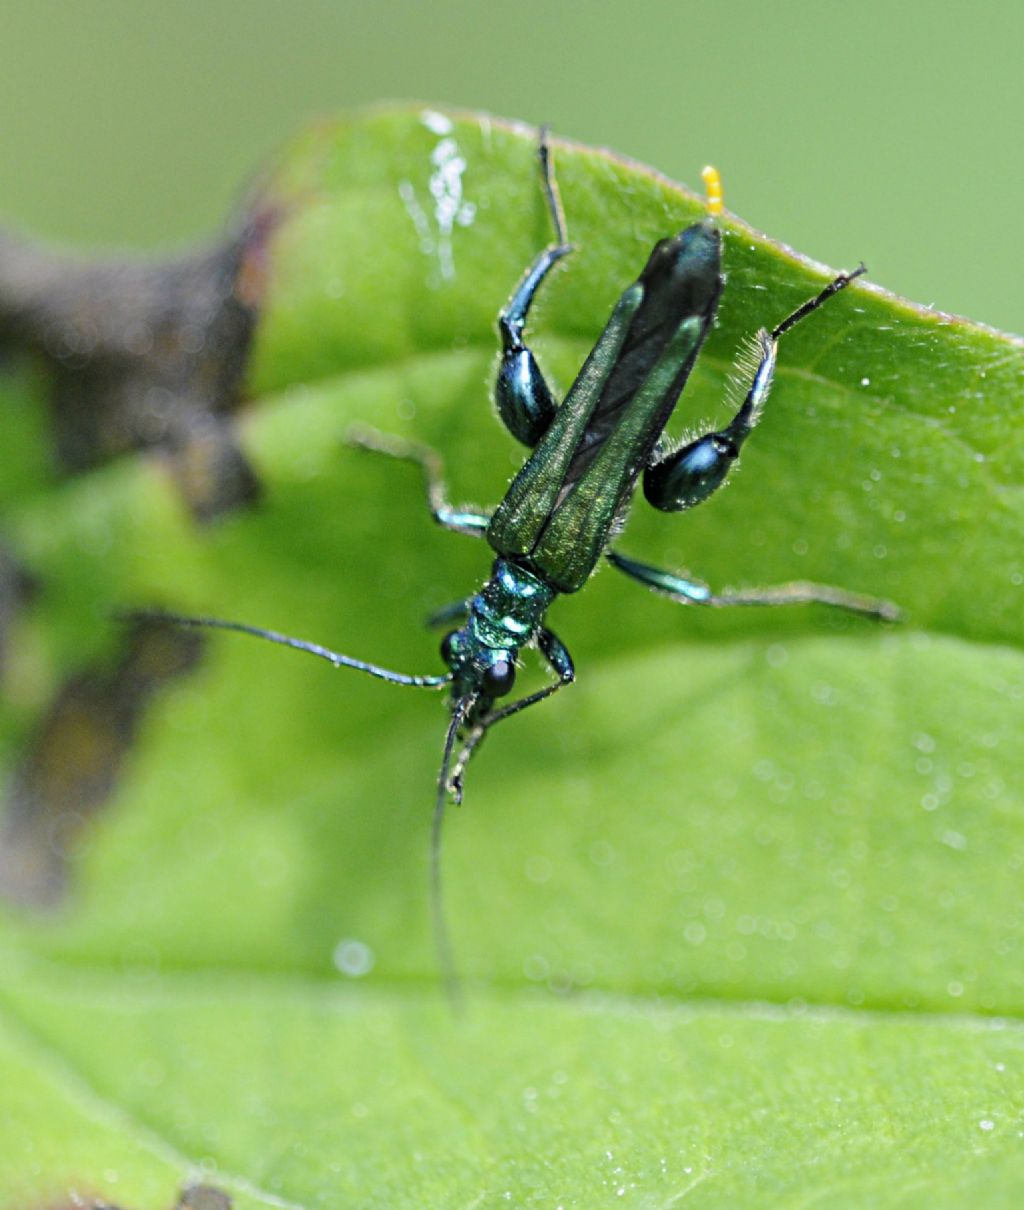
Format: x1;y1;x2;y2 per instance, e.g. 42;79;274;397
0;0;1021;334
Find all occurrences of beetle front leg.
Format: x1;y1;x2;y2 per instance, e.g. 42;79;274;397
607;550;900;621
426;598;472;629
448;626;576;802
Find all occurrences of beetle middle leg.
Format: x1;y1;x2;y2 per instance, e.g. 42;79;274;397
607;550;900;621
346;426;491;537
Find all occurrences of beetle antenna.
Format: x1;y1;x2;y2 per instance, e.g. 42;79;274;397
432;693;478;1009
118;609;452;688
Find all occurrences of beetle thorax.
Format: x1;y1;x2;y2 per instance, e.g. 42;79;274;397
469;558;556;651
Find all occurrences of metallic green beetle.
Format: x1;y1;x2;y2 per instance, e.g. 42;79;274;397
139;133;897;981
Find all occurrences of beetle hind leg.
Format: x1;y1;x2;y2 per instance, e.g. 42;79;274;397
495;128;573;448
643;266;868;514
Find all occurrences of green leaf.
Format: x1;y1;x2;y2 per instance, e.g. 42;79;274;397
2;105;1024;1208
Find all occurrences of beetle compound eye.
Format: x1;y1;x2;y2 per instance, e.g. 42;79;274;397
482;657;516;697
440;630;461;667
